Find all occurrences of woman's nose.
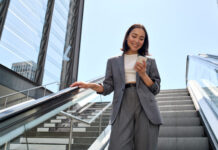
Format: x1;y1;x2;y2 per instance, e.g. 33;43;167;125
135;38;140;43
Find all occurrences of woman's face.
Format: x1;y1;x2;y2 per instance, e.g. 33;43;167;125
127;28;145;53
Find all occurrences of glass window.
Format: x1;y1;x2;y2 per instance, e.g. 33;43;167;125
0;0;47;81
43;0;70;92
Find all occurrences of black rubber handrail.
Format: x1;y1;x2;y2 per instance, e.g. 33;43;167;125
0;77;104;138
0;76;104;122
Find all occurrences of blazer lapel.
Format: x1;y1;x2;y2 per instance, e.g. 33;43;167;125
117;54;125;84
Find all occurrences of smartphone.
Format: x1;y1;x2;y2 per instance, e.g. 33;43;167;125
136;56;147;64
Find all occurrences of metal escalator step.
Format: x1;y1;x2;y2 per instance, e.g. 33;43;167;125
9;144;66;150
27;131;100;137
159;89;188;94
156;96;191;101
159;105;195;111
159;126;205;137
157;100;193;106
161;110;198;117
70;144;90;150
162;117;201;126
19;137;74;144
73;137;97;144
157;137;209;150
156;92;189;98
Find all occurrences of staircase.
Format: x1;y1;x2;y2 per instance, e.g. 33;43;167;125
8;89;212;150
157;89;211;150
9;102;111;150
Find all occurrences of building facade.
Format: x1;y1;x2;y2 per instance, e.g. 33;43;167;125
11;61;37;81
0;0;84;94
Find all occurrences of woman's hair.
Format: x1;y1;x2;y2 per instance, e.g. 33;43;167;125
122;24;149;56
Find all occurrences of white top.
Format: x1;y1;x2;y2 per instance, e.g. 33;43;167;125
124;54;137;83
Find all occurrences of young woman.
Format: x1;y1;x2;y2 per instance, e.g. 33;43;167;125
70;24;162;150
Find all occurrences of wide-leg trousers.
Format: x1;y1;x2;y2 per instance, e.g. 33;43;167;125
108;86;159;150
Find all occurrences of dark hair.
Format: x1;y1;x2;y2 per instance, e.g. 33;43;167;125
122;24;149;56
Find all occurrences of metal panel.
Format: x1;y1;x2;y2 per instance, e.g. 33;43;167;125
34;0;55;85
0;64;52;98
60;0;85;90
0;0;10;40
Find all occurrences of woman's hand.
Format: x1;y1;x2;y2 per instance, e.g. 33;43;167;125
70;81;90;89
70;82;103;93
134;60;147;77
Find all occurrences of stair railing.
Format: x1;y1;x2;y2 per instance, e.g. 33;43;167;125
0;81;59;109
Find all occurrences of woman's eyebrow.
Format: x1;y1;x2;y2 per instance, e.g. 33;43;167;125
131;33;145;38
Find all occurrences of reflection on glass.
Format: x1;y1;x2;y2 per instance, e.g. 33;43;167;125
43;0;70;92
188;55;218;110
11;61;37;81
0;87;113;149
0;133;28;150
0;0;47;82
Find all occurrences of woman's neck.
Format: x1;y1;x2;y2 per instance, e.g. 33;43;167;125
125;50;138;55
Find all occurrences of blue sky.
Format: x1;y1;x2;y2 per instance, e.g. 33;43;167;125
78;0;218;89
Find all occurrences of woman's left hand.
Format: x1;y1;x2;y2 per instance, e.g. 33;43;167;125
134;60;147;77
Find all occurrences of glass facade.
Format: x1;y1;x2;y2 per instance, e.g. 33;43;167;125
43;0;70;92
0;0;71;92
0;0;47;81
187;55;218;111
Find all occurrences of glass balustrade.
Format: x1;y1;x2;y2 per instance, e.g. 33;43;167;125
187;55;218;115
0;77;113;150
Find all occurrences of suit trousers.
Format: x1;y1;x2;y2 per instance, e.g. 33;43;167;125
108;86;159;150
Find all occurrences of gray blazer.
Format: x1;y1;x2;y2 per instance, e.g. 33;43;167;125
98;54;163;125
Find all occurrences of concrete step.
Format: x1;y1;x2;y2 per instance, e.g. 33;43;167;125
162;117;201;126
157;137;209;150
159;126;205;137
159;105;195;111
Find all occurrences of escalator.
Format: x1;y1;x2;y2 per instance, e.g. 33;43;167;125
0;54;218;150
0;77;113;150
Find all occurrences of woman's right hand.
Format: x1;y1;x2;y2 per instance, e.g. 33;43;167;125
70;81;90;89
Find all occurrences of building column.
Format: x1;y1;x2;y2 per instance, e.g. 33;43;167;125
0;0;10;40
34;0;55;85
60;0;84;90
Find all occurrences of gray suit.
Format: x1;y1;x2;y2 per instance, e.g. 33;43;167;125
99;54;163;125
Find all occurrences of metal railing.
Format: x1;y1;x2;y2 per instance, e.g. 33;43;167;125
0;76;107;149
0;82;59;109
186;54;218;150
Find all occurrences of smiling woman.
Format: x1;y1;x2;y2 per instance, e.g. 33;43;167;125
71;24;162;150
126;28;145;54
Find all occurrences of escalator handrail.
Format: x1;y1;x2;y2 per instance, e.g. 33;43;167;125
0;87;76;121
0;81;58;99
0;76;104;122
189;55;218;68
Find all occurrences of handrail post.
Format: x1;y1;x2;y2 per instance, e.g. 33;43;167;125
4;142;8;150
68;118;74;150
4;97;8;108
26;90;29;101
44;86;46;96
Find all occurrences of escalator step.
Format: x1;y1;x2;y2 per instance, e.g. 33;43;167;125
157;137;209;150
159;126;205;137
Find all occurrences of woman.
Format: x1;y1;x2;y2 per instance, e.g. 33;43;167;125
70;24;162;150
